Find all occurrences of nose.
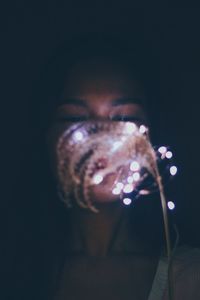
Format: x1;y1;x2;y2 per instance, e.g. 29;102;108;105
89;104;111;121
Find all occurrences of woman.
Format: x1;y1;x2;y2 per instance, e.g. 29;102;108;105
10;34;200;300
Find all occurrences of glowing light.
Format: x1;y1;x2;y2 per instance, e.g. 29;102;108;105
124;122;137;134
123;184;134;194
166;151;173;159
112;187;121;195
116;182;124;190
130;161;140;172
123;198;132;205
73;131;84;141
158;146;167;154
139;125;147;134
112;141;123;151
132;172;140;181
127;176;134;184
167;201;175;210
93;174;103;185
139;189;149;195
170;166;177;176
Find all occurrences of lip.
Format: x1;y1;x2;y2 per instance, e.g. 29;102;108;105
101;172;117;186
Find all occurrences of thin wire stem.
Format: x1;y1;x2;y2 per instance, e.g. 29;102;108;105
156;175;172;260
154;163;174;300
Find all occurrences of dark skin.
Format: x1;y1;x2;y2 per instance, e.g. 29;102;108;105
47;58;161;299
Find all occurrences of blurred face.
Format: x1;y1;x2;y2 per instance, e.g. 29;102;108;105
47;58;148;206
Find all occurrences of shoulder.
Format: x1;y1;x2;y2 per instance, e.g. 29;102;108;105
173;245;200;277
170;245;200;300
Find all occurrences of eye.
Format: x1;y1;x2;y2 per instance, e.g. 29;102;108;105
110;115;144;124
55;104;89;123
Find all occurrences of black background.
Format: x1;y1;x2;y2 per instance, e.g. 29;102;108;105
3;4;200;267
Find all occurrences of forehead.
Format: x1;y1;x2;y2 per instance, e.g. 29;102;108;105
61;57;145;101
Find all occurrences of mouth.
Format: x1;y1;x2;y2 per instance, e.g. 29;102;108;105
100;172;117;186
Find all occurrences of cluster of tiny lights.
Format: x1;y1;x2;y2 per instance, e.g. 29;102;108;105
73;123;178;212
92;144;177;206
167;201;175;210
111;160;142;197
170;166;178;176
123;198;132;205
58;118;179;268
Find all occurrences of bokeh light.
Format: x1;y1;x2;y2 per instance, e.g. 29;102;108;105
167;201;175;210
123;198;132;205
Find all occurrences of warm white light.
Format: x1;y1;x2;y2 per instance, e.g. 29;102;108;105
130;161;140;172
158;146;167;154
116;182;124;190
139;189;149;195
124;122;137;134
123;184;134;194
112;187;121;195
93;174;103;185
112;141;123;152
170;166;177;176
123;198;132;205
73;131;84;141
167;201;175;210
132;172;140;181
127;176;134;184
166;151;173;159
139;125;147;134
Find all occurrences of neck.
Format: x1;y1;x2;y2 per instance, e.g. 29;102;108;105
66;201;134;257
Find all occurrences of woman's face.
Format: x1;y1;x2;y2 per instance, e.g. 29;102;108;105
47;58;148;206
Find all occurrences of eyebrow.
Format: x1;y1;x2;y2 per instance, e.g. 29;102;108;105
59;97;145;107
59;98;87;107
111;97;145;106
